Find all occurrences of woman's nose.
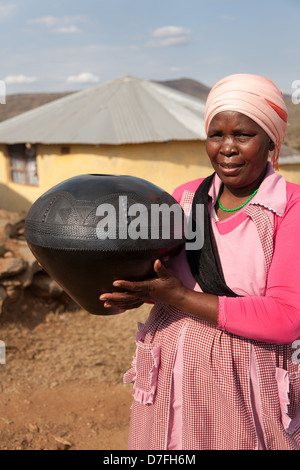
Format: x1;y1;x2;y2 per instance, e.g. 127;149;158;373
220;138;238;157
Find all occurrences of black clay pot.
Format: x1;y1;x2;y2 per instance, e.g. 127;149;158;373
25;174;185;315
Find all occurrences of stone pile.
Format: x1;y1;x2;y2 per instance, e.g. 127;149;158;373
0;209;64;314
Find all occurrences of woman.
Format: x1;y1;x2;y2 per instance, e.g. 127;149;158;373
100;74;300;450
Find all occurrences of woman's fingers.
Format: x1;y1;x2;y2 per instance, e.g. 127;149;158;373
153;259;171;279
111;260;170;292
100;290;144;308
112;280;140;291
105;300;144;310
99;259;177;307
100;291;140;302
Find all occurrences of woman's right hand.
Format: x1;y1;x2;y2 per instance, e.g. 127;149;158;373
99;259;184;311
100;292;145;312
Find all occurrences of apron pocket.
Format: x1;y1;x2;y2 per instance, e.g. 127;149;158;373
124;341;161;405
276;367;300;435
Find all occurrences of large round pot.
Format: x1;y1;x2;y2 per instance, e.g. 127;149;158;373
25;174;185;315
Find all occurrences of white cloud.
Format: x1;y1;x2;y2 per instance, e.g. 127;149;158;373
28;15;87;33
4;75;38;84
0;2;16;19
147;26;192;47
29;15;58;27
66;72;100;84
169;66;182;73
155;36;190;47
153;26;191;38
54;25;81;34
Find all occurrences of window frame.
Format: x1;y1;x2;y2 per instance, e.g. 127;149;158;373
7;143;39;186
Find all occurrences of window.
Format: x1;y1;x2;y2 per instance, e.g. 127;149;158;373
61;146;70;154
7;143;39;185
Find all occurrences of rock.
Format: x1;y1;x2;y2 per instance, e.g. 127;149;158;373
0;209;25;239
13;242;37;266
53;435;73;450
12;269;37;289
5;285;22;302
0;209;69;311
0;220;13;238
30;272;64;298
0;257;27;279
0;285;7;313
28;423;39;433
1;279;21;287
10;242;41;288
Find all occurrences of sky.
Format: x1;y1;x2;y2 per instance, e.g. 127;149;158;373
0;0;299;96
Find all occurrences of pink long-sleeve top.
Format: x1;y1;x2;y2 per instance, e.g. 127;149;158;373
171;164;300;345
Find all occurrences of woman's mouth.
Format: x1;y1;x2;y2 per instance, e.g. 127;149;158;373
218;162;244;176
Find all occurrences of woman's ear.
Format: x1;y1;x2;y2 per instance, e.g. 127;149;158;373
269;140;275;151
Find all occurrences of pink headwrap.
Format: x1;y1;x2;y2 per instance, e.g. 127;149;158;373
204;74;288;170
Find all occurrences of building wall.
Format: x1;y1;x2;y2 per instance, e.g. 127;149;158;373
0;144;43;213
277;165;300;185
0;140;299;213
0;140;211;212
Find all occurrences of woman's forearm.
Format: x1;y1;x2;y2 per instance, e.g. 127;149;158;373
172;286;219;325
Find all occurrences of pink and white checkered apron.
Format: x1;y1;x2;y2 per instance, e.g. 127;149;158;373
124;186;300;450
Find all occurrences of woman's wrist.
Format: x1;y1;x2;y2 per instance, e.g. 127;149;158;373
172;287;219;325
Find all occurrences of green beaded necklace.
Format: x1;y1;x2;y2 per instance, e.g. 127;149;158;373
217;184;258;212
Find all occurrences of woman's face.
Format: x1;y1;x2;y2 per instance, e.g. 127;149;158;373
206;111;273;191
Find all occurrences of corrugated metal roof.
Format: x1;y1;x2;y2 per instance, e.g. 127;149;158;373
0;75;207;145
278;144;300;165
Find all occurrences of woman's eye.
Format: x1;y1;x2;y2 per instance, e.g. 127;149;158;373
237;133;252;140
208;133;222;140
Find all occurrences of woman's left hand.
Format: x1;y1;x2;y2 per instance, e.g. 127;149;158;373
99;259;186;311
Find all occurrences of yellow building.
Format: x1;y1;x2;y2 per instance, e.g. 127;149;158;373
0;75;298;212
0;140;212;213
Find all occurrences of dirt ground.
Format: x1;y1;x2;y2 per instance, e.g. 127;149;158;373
0;288;151;450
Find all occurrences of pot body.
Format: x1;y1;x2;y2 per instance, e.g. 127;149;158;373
25;174;185;315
